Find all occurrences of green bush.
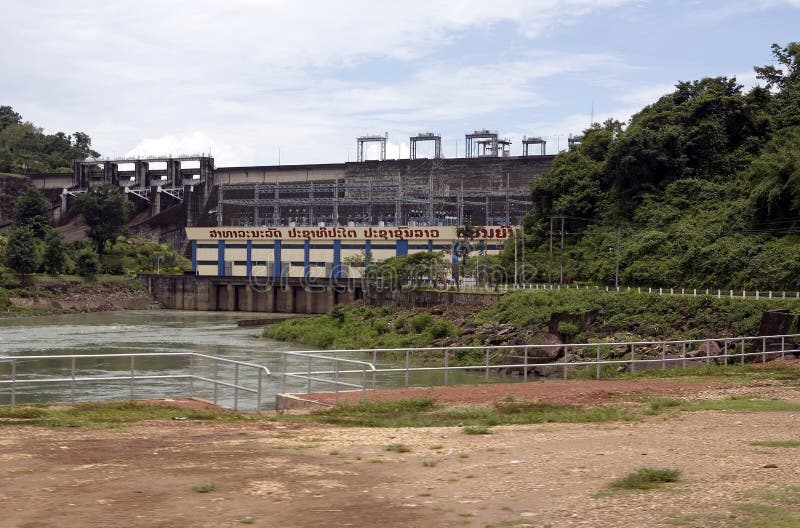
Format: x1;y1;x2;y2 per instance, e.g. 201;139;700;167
76;249;100;279
410;312;433;333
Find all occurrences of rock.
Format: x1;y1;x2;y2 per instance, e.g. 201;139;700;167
689;340;721;358
496;326;515;337
763;463;778;468
527;332;564;360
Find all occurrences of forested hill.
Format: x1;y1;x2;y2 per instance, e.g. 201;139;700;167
0;106;99;173
519;42;800;291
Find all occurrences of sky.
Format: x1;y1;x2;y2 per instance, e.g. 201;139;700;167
1;0;799;166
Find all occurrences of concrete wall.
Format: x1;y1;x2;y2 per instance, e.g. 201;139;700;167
140;274;359;314
215;163;346;185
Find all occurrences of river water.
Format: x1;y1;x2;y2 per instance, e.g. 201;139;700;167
0;310;488;409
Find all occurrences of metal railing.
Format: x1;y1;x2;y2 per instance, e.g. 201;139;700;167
458;281;800;301
0;353;270;410
280;351;376;406
281;333;800;401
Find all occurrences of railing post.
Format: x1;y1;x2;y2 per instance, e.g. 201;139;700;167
129;356;135;401
485;348;490;381
782;336;786;361
282;353;287;395
741;338;745;365
524;346;529;382
705;341;710;366
563;348;568;379
189;355;195;400
682;342;686;368
661;342;666;370
334;358;340;404
596;345;601;380
404;350;410;387
361;366;367;402
307;355;312;395
630;344;635;373
213;359;219;405
71;356;76;403
763;336;767;363
723;339;728;365
234;363;240;411
11;359;16;405
257;368;263;410
444;350;449;386
372;349;377;389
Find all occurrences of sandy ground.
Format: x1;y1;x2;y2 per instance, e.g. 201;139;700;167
3;379;800;528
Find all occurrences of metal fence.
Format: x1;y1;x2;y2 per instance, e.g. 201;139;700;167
281;333;800;400
0;353;270;410
460;281;800;301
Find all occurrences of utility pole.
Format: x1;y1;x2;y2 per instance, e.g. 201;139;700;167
559;216;565;284
520;221;525;284
615;226;622;289
514;227;518;287
548;217;553;284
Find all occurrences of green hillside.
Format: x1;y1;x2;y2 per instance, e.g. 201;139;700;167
0;106;99;173
506;42;800;291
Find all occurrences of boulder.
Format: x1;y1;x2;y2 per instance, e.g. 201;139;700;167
688;340;721;359
527;332;564;361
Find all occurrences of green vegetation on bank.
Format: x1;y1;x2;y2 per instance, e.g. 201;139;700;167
278;395;800;428
264;289;800;350
264;304;458;349
476;289;800;340
283;397;635;427
0;401;268;428
495;42;800;291
0;184;189;312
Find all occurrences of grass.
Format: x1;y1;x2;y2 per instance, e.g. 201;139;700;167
626;363;800;383
723;486;800;527
750;440;800;448
680;397;800;413
422;460;439;467
463;425;492;435
385;443;411;453
280;397;637;428
0;402;268;429
192;482;217;493
608;467;681;491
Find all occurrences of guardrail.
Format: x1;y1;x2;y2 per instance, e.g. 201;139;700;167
280;351;376;406
459;281;800;301
0;353;270;410
281;333;800;401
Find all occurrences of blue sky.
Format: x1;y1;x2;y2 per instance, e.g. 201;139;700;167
1;0;798;165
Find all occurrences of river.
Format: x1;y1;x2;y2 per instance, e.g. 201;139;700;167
0;310;490;409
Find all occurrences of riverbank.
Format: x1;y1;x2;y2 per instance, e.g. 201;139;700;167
264;288;800;354
0;275;157;316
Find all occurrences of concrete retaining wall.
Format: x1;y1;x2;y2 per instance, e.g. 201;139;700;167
140;274;360;314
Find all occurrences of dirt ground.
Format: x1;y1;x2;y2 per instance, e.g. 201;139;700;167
3;379;800;528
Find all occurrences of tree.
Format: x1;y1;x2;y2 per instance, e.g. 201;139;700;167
76;249;100;279
0;106;21;132
73;183;130;253
42;230;67;275
4;226;42;279
755;42;800;91
13;186;52;238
